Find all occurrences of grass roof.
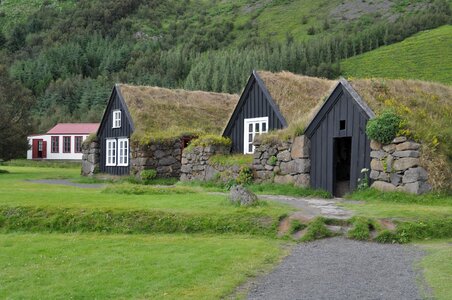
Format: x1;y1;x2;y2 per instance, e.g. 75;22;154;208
118;84;238;143
256;70;452;189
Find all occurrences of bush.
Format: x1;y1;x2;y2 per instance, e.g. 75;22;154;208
140;169;157;184
366;110;402;144
236;166;254;185
268;156;277;166
186;135;231;151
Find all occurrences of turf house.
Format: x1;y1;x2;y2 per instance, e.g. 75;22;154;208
218;71;451;195
81;84;238;177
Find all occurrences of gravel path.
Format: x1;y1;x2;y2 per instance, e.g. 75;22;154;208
248;238;427;300
28;179;105;189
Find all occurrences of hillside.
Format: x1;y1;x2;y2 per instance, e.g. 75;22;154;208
0;0;450;135
342;26;452;85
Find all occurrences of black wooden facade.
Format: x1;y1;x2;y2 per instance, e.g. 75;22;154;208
223;71;287;153
97;85;134;175
304;79;375;196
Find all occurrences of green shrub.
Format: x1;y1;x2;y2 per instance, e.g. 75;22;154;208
366;110;402;144
268;156;278;166
140;169;157;183
186;135;232;151
236;166;254;185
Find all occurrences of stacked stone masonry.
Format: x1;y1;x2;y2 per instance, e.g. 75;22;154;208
130;139;183;178
81;140;100;177
180;145;236;182
252;135;311;187
369;136;431;194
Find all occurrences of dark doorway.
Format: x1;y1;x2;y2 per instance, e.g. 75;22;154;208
334;137;352;197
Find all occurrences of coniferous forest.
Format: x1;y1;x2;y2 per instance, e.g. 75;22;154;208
0;0;450;142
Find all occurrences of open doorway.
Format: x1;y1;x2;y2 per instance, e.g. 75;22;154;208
334;137;352;197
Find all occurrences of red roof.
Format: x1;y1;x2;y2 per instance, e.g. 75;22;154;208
46;123;99;135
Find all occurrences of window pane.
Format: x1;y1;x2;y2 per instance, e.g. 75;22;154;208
248;144;253;153
262;122;267;132
255;123;260;132
248;123;253;132
249;134;253;142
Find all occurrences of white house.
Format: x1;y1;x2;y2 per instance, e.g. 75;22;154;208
27;123;99;160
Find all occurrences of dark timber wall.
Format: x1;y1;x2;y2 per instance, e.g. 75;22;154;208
305;80;374;195
98;87;134;175
223;72;286;153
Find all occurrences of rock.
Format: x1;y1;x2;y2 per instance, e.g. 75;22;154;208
382;144;396;153
280;159;310;175
370;159;384;172
274;175;295;185
268;147;278;156
386;155;394;172
393;158;419;172
371;181;396;192
392;136;407;144
159;156;178;166
277;150;291;162
390;173;402;186
396;141;420;151
402;167;428;183
181;157;188;165
402;181;432;195
264;164;274;171
370;150;386;159
204;165;218;181
392;150;419;158
229;185;258;206
377;172;390;182
295;174;310;187
291;135;310;159
154;150;166;159
369;170;380;180
370;140;381;150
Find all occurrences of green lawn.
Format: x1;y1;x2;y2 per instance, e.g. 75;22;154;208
0;233;285;299
342;25;452;85
417;239;452;300
0;166;289;217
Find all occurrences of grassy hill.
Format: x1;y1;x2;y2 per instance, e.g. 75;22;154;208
342;25;452;85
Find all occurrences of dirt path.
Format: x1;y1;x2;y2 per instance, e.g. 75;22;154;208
247;237;427;300
27;179;105;189
258;194;359;220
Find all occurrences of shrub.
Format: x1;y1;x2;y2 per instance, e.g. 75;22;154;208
366;110;402;144
186;135;231;151
268;155;278;166
140;169;157;184
236;166;254;185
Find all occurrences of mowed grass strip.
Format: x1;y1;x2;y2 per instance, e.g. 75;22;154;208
0;166;291;235
341;25;452;85
417;239;452;300
0;233;285;299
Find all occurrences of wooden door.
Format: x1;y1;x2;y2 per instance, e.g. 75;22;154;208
42;141;47;159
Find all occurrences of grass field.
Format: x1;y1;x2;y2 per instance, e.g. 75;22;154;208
0;233;284;299
342;26;452;85
417;239;452;300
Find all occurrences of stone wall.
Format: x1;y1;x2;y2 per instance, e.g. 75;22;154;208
252;135;311;187
81;140;100;176
180;145;236;182
369;136;431;194
131;139;182;178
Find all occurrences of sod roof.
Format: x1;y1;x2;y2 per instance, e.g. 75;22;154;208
117;84;239;142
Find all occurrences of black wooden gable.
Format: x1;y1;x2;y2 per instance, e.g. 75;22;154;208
304;78;375;195
223;71;287;153
97;84;134;175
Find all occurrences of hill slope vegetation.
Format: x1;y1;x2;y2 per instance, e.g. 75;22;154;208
342;26;452;85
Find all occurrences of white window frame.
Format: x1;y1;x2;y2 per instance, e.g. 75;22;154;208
117;138;129;167
106;139;117;166
244;117;269;154
112;110;121;128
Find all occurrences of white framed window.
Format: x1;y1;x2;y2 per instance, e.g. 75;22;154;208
106;139;117;166
244;117;268;154
117;138;129;166
112;110;121;128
